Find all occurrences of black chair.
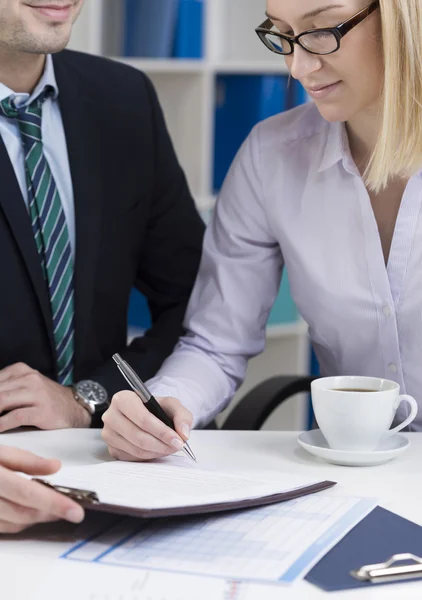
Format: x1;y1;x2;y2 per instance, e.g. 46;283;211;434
220;375;316;430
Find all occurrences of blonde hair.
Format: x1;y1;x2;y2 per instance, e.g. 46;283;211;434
366;0;422;192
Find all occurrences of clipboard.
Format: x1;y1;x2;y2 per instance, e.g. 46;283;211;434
306;506;422;591
33;478;336;519
351;553;422;584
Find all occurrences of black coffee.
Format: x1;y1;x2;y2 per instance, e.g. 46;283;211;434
333;388;378;392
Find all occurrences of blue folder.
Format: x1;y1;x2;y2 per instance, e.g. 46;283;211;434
127;288;151;331
123;0;178;58
173;0;204;59
306;506;422;591
213;75;289;192
288;79;309;107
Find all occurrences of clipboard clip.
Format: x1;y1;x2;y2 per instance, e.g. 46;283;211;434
33;478;100;505
351;554;422;584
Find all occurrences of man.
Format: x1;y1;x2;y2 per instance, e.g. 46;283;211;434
0;0;204;532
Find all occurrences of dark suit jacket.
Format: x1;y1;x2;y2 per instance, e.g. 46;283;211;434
0;49;204;409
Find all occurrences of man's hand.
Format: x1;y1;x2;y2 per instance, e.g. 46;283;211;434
101;392;193;461
0;445;84;533
0;363;91;433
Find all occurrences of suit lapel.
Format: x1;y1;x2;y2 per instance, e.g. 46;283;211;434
53;52;103;378
0;136;56;356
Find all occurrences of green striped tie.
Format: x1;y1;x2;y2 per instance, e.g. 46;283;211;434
0;88;74;385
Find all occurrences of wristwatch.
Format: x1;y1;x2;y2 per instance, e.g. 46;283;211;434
72;380;109;417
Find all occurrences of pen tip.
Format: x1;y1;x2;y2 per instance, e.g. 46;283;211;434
183;444;197;462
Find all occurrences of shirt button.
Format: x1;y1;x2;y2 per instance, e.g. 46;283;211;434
388;363;397;374
383;305;392;317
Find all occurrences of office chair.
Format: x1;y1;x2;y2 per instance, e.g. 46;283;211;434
220;375;316;430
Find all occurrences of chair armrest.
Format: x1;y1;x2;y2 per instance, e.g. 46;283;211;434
220;375;316;430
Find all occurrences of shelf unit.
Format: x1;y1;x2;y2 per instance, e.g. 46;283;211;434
68;0;311;429
69;0;290;210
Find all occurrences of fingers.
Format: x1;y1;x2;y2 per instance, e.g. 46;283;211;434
0;407;40;433
159;397;193;441
0;446;61;475
102;403;183;460
103;425;174;462
0;388;33;415
102;392;187;459
0;497;59;529
107;446;137;462
0;519;35;534
0;377;28;394
0;363;33;384
106;441;166;462
0;449;85;531
0;465;84;524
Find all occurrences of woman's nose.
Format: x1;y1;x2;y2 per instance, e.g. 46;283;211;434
288;44;323;80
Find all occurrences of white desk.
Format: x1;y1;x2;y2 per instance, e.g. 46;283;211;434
1;429;422;599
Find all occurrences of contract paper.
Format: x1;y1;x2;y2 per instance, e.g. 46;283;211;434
44;460;323;510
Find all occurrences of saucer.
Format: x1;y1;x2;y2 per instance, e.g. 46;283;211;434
297;429;410;466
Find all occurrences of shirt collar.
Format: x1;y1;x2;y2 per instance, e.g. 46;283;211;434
318;114;422;180
0;54;59;107
317;118;357;176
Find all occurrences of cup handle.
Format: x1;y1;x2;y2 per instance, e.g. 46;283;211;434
387;395;418;435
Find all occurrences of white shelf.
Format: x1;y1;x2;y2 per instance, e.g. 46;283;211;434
113;58;289;75
113;58;206;74
211;61;289;74
266;321;308;339
196;194;216;211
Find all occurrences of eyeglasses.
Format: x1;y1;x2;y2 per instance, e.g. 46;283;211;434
255;1;379;56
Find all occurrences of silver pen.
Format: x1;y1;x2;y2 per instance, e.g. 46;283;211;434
113;354;196;462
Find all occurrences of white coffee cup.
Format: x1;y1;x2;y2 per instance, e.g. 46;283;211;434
311;376;418;452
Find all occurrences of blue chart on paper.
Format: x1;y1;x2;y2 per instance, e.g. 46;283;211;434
62;495;376;584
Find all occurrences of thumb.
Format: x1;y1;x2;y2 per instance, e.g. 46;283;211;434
159;397;193;441
0;446;61;475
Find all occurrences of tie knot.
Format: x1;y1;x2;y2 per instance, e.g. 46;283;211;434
0;85;54;143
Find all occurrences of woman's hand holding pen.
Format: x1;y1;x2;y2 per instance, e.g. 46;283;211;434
101;392;193;461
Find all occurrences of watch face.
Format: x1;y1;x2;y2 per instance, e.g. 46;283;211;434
76;380;108;405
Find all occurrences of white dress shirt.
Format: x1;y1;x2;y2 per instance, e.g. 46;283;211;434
147;102;422;431
0;55;75;256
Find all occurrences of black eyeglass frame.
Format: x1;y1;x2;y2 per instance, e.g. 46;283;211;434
255;0;379;56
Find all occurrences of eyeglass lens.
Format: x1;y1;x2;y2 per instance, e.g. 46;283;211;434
264;30;338;55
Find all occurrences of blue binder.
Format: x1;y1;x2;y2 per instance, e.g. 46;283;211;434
173;0;204;58
213;75;289;192
127;288;151;331
123;0;178;58
306;507;422;591
288;79;309;108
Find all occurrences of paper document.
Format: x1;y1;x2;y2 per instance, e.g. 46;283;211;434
61;494;377;584
45;460;324;510
33;561;290;600
33;561;229;600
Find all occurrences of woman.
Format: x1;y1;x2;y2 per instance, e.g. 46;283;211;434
102;0;422;460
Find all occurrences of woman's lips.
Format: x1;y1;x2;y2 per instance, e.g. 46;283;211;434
307;81;342;99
